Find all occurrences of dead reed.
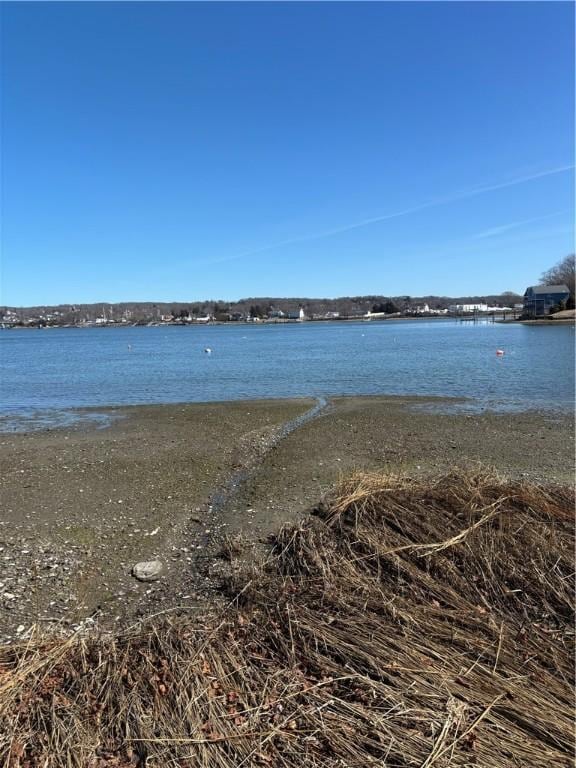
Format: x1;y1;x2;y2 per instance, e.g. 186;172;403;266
0;468;573;767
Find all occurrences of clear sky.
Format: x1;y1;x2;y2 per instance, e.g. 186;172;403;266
1;1;574;305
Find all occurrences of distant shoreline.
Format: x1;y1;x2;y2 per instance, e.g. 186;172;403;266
1;313;530;330
506;318;575;325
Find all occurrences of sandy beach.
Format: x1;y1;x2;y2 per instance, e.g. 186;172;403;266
0;395;573;641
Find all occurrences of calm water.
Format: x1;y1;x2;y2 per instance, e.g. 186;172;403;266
0;320;574;431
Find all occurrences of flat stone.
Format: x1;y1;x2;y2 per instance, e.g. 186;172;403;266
131;560;163;582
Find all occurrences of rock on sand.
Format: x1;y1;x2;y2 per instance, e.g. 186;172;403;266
132;560;163;582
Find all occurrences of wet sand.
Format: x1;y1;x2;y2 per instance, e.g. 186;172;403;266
0;396;573;641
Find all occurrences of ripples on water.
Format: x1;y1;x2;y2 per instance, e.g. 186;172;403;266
0;320;574;431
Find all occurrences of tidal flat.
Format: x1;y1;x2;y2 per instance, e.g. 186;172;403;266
0;395;573;641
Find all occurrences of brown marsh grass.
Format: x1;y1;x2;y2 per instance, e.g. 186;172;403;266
0;468;573;767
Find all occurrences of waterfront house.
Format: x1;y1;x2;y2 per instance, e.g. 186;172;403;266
447;303;488;313
286;308;306;321
523;284;570;317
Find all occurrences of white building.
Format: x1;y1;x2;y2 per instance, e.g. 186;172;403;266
448;303;488;313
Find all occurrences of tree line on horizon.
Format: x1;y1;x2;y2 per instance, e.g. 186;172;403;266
2;291;523;324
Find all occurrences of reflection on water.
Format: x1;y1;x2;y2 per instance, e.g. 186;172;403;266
1;320;574;431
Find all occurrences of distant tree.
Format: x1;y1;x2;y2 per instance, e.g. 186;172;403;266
250;304;264;319
369;300;398;314
541;254;575;308
383;300;397;314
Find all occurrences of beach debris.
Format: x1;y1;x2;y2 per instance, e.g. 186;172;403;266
131;560;163;582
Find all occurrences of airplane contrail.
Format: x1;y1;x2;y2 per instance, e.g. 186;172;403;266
472;210;567;239
206;164;574;264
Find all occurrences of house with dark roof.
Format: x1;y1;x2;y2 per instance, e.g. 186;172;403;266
523;284;570;317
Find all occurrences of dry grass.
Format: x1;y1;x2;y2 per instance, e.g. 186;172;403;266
217;532;249;562
0;467;574;767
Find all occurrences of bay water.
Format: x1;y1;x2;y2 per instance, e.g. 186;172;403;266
0;320;573;431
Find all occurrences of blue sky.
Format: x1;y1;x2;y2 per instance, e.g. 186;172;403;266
1;1;574;305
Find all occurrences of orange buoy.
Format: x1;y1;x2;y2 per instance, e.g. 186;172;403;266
496;349;504;356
